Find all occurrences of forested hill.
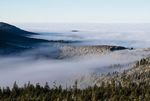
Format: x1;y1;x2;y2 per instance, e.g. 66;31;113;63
0;22;129;56
0;22;37;36
0;22;48;54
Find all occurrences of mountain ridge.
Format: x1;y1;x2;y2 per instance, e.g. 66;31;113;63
0;22;48;55
0;22;37;36
0;22;130;57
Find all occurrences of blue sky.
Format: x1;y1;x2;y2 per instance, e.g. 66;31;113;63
0;0;150;23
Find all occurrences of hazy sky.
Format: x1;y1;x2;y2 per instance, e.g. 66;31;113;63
0;0;150;23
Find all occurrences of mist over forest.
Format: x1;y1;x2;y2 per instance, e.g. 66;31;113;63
0;23;150;88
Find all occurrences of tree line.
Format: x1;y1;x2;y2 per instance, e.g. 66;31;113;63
1;57;150;101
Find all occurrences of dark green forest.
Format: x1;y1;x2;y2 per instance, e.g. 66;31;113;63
1;57;150;101
0;78;150;101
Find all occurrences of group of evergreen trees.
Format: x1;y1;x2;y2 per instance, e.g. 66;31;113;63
0;80;150;101
1;57;150;101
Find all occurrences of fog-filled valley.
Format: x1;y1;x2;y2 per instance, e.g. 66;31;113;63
1;23;150;88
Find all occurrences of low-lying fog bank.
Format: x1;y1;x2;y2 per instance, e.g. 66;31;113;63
0;47;149;88
1;23;150;88
21;23;150;48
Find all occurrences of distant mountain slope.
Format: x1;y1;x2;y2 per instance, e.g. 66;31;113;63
0;22;37;36
0;22;48;54
0;22;129;57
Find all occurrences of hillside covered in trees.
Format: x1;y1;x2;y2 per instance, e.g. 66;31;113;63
1;56;150;101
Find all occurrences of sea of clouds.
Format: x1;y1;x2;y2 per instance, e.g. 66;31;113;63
16;23;150;48
1;23;150;88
